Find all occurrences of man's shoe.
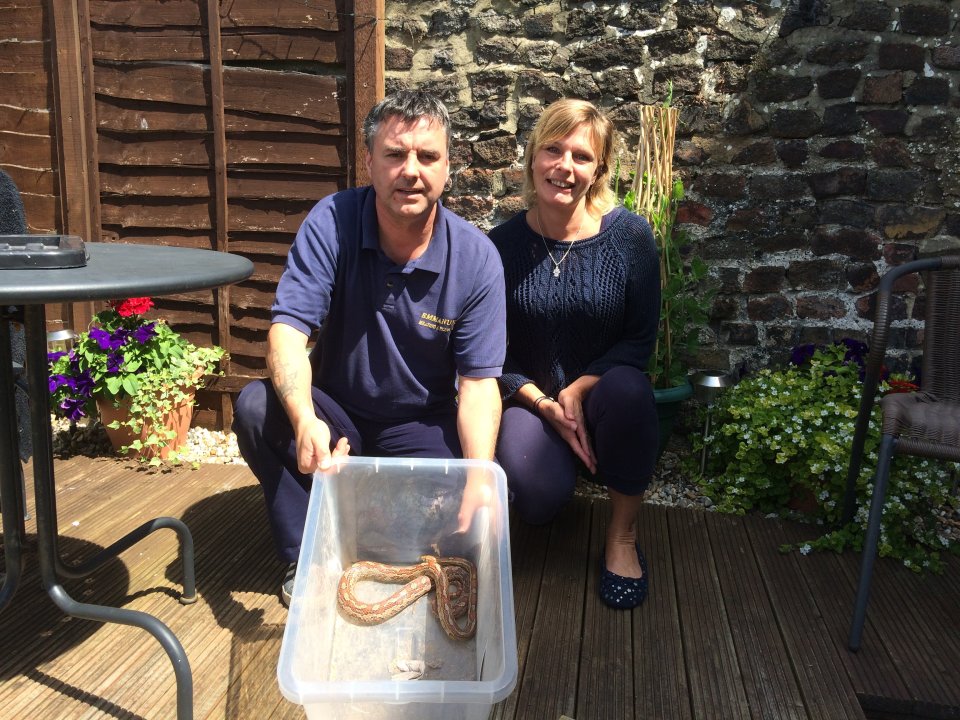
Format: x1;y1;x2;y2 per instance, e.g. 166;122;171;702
281;562;296;607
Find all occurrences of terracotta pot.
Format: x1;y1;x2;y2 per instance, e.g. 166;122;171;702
97;391;194;460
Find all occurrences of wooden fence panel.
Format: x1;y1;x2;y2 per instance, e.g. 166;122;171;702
0;1;56;234
84;0;359;427
0;0;382;429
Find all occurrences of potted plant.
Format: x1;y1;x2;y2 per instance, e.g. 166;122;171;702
48;297;224;465
622;99;711;455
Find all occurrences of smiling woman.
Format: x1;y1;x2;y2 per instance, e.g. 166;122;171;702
490;98;661;610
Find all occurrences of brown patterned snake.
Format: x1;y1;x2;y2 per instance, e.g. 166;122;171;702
337;555;478;641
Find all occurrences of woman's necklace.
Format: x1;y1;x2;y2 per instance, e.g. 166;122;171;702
535;208;584;278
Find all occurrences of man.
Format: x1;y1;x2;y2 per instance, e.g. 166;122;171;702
232;89;506;606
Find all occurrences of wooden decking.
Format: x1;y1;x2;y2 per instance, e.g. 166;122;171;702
1;456;958;719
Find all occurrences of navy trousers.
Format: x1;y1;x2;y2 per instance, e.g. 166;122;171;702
232;379;461;562
495;365;658;525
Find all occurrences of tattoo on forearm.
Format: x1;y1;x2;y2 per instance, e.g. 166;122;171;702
270;353;300;401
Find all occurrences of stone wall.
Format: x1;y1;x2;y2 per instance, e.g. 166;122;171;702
384;0;960;374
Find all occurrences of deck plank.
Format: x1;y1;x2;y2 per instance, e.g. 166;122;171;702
2;458;959;719
744;515;867;720
774;518;914;706
668;507;752;720
490;513;550;720
575;501;633;720
634;502;691;720
705;512;808;720
510;498;590;720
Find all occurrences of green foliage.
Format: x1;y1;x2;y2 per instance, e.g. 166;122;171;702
695;342;958;571
48;298;224;465
623;178;712;388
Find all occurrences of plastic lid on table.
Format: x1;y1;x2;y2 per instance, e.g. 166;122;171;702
0;235;88;269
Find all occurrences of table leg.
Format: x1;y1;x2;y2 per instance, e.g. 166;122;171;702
24;305;195;719
0;317;26;612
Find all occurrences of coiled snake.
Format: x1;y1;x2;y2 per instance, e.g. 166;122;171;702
337;555;478;641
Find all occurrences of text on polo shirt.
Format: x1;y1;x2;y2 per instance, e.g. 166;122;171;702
419;312;455;333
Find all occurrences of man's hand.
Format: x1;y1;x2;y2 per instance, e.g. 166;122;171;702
295;416;350;473
455;376;502;532
268;323;349;473
457;466;493;534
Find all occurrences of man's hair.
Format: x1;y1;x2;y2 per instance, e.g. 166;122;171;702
523;98;617;215
362;89;451;152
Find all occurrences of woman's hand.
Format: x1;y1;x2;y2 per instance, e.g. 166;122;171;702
557;382;599;473
534;377;598;473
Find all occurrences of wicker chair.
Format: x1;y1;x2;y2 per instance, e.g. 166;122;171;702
842;255;960;652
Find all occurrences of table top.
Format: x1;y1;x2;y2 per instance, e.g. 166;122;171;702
0;243;254;304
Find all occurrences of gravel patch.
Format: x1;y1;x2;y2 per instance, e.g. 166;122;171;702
51;417;245;465
574;436;715;511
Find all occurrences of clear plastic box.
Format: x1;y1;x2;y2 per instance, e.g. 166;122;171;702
278;457;517;720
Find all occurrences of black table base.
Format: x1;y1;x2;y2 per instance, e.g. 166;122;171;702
0;305;198;719
0;241;253;719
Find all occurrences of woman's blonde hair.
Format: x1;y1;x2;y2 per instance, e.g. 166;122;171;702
523;98;617;215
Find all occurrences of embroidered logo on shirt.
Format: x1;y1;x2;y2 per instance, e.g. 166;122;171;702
419;312;455;333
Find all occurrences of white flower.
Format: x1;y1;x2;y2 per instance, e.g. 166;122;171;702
799;544;812;555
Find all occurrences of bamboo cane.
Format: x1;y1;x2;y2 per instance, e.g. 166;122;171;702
631;105;679;384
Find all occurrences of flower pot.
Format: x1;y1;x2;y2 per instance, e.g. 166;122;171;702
653;379;693;459
97;392;194;461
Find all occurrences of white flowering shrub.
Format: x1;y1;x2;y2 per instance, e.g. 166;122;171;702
696;341;958;571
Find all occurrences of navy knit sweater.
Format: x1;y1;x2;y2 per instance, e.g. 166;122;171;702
490;206;660;400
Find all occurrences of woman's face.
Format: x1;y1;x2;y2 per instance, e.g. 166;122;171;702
531;124;600;212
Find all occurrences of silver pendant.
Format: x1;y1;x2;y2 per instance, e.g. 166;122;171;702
552;266;560;278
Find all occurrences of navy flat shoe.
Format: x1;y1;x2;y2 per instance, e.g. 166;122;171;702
599;543;648;609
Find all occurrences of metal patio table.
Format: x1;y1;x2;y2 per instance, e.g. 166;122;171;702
0;242;254;720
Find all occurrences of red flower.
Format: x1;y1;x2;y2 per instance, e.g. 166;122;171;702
110;297;154;318
885;379;919;395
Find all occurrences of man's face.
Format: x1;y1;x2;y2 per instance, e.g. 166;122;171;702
365;115;450;225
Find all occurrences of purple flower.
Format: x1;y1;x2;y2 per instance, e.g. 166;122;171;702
110;328;131;348
49;373;69;393
47;351;68;364
89;326;113;350
789;344;819;366
106;351;124;373
840;338;868;366
59;396;88;422
133;322;156;344
72;369;95;397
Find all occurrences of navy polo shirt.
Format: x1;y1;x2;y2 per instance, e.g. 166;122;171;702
272;185;506;422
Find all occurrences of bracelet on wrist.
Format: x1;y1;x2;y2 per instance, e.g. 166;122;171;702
533;395;555;411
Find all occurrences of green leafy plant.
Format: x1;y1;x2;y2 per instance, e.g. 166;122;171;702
624;177;710;388
620;94;712;388
48;297;224;465
696;340;957;571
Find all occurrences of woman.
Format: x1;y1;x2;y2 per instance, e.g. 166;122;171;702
490;98;660;609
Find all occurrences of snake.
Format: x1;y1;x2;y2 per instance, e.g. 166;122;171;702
337;555;478;641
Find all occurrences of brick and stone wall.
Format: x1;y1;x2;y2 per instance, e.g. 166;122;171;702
385;0;960;374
